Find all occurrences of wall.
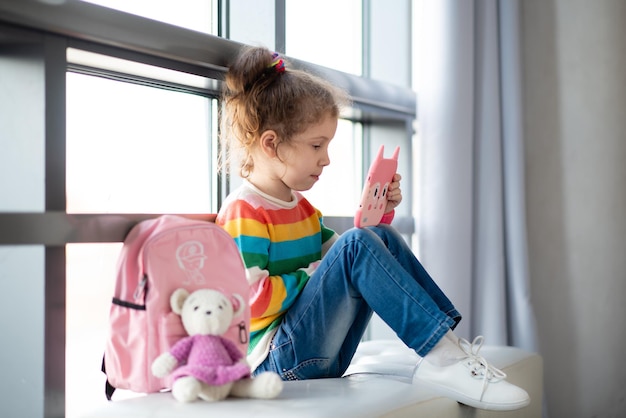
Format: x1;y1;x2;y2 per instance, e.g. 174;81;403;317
522;1;626;416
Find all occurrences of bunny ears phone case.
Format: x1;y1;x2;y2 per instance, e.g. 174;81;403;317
354;145;400;228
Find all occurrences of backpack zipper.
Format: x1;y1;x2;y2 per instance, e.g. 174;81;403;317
238;321;248;344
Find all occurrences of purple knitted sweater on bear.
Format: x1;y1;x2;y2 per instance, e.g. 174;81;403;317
169;334;250;385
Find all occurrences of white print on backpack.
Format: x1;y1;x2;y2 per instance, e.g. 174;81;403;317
176;240;208;284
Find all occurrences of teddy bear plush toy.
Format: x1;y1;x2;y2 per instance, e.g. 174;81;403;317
151;287;283;402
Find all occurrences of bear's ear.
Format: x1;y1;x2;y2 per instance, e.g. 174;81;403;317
231;293;245;317
170;288;190;315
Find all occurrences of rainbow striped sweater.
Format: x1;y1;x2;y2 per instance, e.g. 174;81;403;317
216;181;338;371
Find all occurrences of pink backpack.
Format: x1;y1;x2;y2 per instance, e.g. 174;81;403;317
102;215;249;399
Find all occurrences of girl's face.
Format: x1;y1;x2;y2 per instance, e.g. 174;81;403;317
277;114;338;193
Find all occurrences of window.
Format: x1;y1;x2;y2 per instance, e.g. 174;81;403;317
0;43;45;211
66;72;213;214
285;0;362;75
65;243;124;415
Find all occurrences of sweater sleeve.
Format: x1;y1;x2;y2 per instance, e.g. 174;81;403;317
319;214;339;257
169;336;194;363
380;209;395;225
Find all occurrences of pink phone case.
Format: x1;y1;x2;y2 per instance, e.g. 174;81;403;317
354;145;400;228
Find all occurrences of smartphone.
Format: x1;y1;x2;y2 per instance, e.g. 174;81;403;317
354;145;400;228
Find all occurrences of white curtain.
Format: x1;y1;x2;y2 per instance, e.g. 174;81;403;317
415;0;538;352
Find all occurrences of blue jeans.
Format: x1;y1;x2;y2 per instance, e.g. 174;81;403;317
254;225;462;380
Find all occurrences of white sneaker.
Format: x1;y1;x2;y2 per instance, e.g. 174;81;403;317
413;336;530;411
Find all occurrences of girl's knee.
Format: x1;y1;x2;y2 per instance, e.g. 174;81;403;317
339;227;375;243
338;225;402;249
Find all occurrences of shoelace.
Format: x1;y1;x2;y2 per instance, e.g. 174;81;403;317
458;336;507;399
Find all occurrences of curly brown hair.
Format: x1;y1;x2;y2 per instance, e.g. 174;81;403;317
220;46;349;178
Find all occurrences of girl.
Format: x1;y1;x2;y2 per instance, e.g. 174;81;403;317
216;46;529;411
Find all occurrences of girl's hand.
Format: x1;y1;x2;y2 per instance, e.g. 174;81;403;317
385;173;402;213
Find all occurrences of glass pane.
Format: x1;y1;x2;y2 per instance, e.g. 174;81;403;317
0;246;44;418
65;243;139;417
302;120;362;216
285;0;362;75
80;0;214;34
66;72;213;214
0;42;45;211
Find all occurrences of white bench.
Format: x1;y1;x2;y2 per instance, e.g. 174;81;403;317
84;339;542;418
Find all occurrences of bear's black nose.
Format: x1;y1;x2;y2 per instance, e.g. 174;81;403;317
205;310;212;315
